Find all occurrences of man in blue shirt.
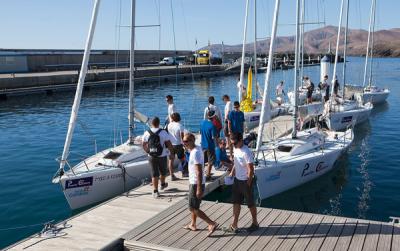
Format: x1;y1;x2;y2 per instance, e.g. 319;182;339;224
228;101;245;135
200;110;219;180
215;139;233;171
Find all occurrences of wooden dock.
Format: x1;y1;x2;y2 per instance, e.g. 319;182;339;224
124;201;400;251
6;169;227;250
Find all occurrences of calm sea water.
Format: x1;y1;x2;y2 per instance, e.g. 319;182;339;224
0;57;399;248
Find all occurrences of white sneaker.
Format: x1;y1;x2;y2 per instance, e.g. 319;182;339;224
152;191;159;199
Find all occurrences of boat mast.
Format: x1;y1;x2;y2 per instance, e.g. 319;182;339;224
368;0;377;88
330;0;345;101
59;0;101;171
342;0;349;98
255;0;280;154
300;0;305;85
253;0;257;100
292;0;301;139
128;0;136;144
363;0;375;88
239;0;250;102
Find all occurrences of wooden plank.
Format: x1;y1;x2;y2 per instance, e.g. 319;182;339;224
290;214;324;251
221;207;273;250
123;199;188;241
249;210;292;250
333;218;358;251
319;216;346;251
347;219;370;251
160;202;227;247
376;223;393;251
276;213;314;251
392;224;400;251
139;202;216;243
197;207;258;250
191;204;252;251
303;214;336;251
233;209;281;251
362;221;382;251
262;211;303;250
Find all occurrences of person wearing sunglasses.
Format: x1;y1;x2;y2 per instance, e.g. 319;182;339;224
227;132;258;233
182;133;218;236
227;101;245;158
200;110;219;181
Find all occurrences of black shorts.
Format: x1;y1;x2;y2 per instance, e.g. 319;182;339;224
188;184;205;209
203;148;216;167
307;91;312;99
148;156;168;178
232;178;255;208
172;144;185;160
223;120;229;137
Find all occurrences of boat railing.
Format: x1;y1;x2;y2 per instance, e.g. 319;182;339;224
56;150;104;174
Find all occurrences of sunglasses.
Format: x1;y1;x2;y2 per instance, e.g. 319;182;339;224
234;106;240;109
183;139;191;143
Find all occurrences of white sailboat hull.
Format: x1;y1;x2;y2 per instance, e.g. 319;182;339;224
326;102;373;131
362;89;390;105
60;159;149;210
255;129;352;200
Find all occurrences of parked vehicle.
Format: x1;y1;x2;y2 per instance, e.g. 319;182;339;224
159;57;175;66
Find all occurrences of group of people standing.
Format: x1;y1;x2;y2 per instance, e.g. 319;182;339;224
141;94;258;237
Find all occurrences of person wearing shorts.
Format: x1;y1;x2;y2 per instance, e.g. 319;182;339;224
200;110;219;180
228;132;258;233
142;117;174;198
182;133;218;236
167;112;185;180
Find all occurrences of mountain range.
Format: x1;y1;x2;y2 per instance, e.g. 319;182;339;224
205;26;400;57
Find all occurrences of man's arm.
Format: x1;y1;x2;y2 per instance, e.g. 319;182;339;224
165;140;174;159
195;164;203;199
142;142;149;153
247;163;254;187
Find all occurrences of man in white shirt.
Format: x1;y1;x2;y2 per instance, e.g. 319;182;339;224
203;96;222;123
142;117;174;198
182;133;218;236
167;112;185;180
166;95;177;124
222;94;233;155
227;132;258;233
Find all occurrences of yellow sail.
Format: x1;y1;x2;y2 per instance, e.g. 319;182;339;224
247;66;252;99
240;66;254;112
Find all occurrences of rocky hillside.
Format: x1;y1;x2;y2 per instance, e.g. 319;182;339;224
205;26;400;57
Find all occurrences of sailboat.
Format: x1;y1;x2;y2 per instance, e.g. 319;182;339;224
52;0;151;210
360;0;390;105
238;0;288;132
323;0;373;131
253;0;353;200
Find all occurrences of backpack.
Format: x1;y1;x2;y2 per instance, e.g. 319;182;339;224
207;107;222;130
147;129;164;157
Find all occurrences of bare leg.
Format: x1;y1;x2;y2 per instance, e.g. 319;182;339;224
193;209;217;233
152;177;159;191
249;206;258;225
189;208;197;230
160;175;166;185
232;203;241;228
168;156;175;178
206;163;212;177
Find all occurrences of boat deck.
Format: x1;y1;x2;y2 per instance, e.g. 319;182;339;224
124;200;400;251
7;169;227;250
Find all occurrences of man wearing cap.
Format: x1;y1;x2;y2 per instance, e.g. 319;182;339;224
200;110;219;181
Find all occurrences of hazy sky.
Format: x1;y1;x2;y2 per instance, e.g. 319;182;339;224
1;0;398;50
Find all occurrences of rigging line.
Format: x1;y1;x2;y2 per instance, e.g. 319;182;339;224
170;0;178;86
179;0;191;51
77;119;98;153
112;0;123;147
154;0;162;87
